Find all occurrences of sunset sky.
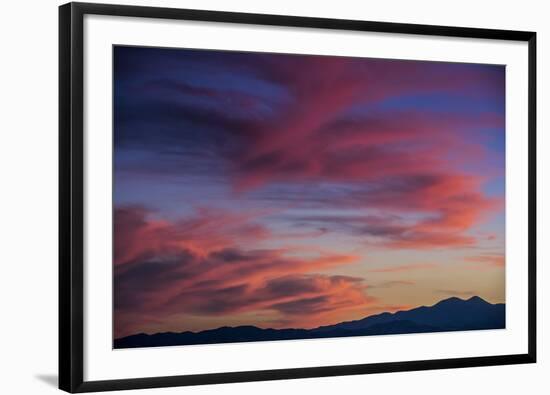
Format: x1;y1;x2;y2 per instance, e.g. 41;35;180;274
113;46;505;339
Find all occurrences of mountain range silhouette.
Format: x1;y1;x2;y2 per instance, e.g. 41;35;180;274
114;296;505;349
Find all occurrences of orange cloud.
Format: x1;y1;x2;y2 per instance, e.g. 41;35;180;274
368;263;438;273
464;254;505;268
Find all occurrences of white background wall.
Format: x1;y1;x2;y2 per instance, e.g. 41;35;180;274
0;0;547;393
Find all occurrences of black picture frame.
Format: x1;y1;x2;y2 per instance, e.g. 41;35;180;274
59;2;537;393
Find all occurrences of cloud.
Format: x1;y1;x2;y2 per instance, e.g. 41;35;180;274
115;48;504;187
114;48;504;251
231;112;500;192
372;280;416;288
368;263;438;273
463;254;505;268
280;173;501;249
114;206;273;264
114;206;371;337
112;48;505;335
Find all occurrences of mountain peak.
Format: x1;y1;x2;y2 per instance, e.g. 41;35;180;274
433;295;490;308
466;295;490;304
114;296;505;348
434;296;464;306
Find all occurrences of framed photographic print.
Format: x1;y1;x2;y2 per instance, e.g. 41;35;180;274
59;2;537;393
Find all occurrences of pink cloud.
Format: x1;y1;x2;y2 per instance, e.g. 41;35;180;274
114;206;372;337
288;173;501;249
223;56;503;192
207;61;503;252
114;206;273;265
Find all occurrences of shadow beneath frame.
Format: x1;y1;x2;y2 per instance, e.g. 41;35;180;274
35;374;58;388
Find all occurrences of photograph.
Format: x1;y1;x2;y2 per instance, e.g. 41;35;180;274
0;0;544;393
112;46;507;349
